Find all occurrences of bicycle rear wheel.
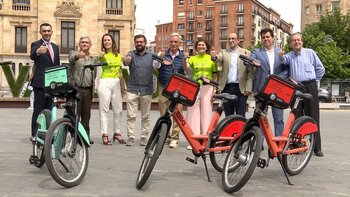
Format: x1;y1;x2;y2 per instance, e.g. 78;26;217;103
136;123;167;189
222;126;262;193
209;116;246;172
44;118;89;188
31;109;51;168
282;117;316;175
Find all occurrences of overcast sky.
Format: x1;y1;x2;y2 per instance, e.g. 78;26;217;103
135;0;301;41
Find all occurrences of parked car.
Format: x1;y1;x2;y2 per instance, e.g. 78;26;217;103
318;88;332;103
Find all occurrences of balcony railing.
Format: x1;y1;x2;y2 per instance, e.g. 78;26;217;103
12;3;30;11
106;8;123;15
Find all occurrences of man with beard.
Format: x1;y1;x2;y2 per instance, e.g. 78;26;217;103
123;34;155;146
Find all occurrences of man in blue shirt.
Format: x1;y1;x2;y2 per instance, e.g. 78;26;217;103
279;32;325;157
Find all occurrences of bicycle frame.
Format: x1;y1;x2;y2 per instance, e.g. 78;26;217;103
35;97;58;145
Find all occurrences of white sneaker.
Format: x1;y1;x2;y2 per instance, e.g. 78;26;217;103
169;139;178;148
186;145;192;150
27;107;33;110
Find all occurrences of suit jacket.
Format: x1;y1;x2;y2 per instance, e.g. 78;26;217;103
30;39;60;88
215;47;254;93
251;48;288;93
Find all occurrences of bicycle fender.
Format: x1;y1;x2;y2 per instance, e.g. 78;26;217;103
63;115;91;147
291;116;318;137
145;116;171;150
213;115;246;141
78;122;90;147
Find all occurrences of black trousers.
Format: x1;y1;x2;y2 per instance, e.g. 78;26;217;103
298;80;322;152
31;88;53;136
77;88;93;137
222;83;248;117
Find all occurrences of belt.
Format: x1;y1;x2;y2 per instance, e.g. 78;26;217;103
80;86;92;90
301;79;316;85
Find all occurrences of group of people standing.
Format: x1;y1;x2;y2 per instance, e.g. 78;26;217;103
29;23;325;157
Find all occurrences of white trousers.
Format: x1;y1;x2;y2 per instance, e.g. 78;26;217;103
97;78;123;135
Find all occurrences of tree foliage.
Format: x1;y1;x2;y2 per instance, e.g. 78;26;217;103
301;11;350;79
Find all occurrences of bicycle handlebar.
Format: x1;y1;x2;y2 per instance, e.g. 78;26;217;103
84;62;108;69
0;61;12;66
196;76;219;88
152;54;172;66
239;55;261;67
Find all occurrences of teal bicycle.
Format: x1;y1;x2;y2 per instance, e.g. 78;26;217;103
42;62;105;187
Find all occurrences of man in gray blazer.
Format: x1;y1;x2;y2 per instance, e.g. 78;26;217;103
211;33;254;117
251;28;288;136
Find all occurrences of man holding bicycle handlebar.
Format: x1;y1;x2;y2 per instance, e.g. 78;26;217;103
278;32;325;157
251;28;288;136
68;36;97;144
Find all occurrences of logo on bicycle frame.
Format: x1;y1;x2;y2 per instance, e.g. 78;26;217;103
175;111;186;126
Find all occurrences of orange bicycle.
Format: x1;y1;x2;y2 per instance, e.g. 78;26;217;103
221;55;318;193
136;62;246;189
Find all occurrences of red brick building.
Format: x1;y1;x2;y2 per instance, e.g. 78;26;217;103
156;0;293;53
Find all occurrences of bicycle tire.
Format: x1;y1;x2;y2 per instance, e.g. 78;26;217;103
209;116;246;172
33;109;51;168
222;126;263;193
136;123;167;189
44;118;89;188
282;116;316;175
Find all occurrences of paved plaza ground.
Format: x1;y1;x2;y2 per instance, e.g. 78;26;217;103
0;108;349;196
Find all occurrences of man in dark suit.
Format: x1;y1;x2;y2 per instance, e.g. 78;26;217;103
29;23;60;138
251;28;288;136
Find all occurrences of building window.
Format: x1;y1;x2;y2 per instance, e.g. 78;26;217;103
331;2;340;11
206;10;212;18
198;10;202;17
206;33;212;42
221;4;227;14
12;0;30;11
197;0;202;5
221;16;227;27
220;29;227;40
197;22;202;29
108;30;120;52
238;3;244;12
178;12;185;18
316;4;322;14
177;23;185;29
238;16;244;25
179;0;184;5
15;27;27;53
188;11;194;19
61;22;75;54
221;42;226;49
106;0;123;15
238;29;244;39
206;21;211;30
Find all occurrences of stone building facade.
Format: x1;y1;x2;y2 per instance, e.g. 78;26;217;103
0;0;136;89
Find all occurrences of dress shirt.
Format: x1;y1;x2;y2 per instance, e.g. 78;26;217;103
265;48;274;74
228;48;239;83
280;48;325;81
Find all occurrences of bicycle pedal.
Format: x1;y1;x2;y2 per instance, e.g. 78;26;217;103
257;157;267;168
186;156;198;164
29;155;38;164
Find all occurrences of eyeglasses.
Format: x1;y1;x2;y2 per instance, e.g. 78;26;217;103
80;41;91;44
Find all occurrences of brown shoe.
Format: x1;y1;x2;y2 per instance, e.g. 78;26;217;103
102;134;112;145
125;138;135;146
140;137;147;146
113;133;126;144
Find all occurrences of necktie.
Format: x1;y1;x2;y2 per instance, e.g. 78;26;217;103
47;42;54;63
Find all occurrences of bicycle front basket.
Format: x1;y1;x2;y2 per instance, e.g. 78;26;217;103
255;74;298;109
162;73;200;107
44;65;74;97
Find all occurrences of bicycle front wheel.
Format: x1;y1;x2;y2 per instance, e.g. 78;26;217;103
222;126;262;193
209;116;246;172
136;123;167;189
44;118;89;188
282;117;316;175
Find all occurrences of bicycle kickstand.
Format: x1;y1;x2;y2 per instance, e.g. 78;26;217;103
200;152;212;182
277;155;293;185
